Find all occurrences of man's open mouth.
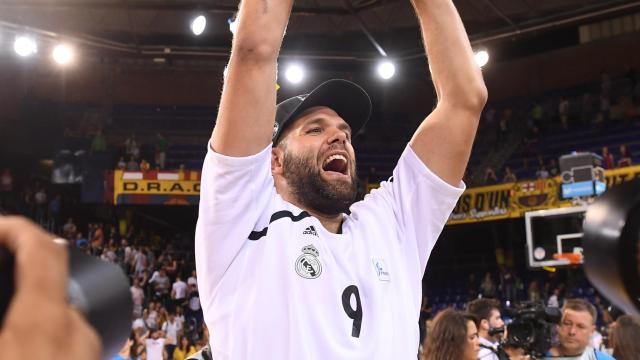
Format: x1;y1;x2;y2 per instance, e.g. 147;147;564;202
322;153;349;176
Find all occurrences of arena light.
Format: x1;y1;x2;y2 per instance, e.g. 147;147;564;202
474;50;489;68
52;44;74;65
191;15;207;36
284;63;305;84
228;17;238;35
377;60;396;80
14;36;37;57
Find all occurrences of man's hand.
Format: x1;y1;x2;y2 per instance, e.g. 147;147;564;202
0;216;101;359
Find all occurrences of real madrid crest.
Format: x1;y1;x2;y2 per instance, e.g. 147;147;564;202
295;244;322;279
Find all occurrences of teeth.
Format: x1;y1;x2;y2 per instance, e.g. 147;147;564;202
323;154;347;166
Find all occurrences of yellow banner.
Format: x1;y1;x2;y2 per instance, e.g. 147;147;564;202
445;165;640;224
113;171;200;203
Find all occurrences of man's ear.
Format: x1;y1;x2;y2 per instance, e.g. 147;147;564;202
272;147;284;175
480;319;491;331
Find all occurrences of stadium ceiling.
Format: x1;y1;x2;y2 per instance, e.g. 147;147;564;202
0;0;639;61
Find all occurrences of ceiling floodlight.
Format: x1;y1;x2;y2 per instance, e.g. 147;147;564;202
285;63;305;84
377;60;396;80
52;44;74;65
191;15;207;36
474;50;489;68
14;36;37;57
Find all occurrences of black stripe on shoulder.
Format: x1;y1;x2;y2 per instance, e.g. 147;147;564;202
248;210;311;241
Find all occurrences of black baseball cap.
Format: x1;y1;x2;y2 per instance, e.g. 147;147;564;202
272;79;372;144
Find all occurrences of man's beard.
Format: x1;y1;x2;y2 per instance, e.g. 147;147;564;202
282;148;358;215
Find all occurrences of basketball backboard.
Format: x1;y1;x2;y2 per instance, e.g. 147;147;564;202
525;206;588;268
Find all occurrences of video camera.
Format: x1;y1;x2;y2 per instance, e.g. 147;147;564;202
498;303;562;359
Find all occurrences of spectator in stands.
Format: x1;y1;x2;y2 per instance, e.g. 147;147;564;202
75;232;88;249
140;159;151;172
499;266;517;302
63;217;77;239
502;166;517;183
535;165;549;180
610;315;640;360
90;128;107;154
142;330;168;360
125;133;140;160
467;298;504;360
174;335;197;360
187;269;197;288
187;283;202;328
92;223;105;248
480;272;497;299
149;268;171;302
117;157;126;170
547;287;561;308
527;280;541;303
47;193;61;231
33;185;47;225
155;133;169;169
559;97;570;130
547;299;614;359
422;309;479;360
162;311;181;358
483;166;498;185
172;274;189;308
131;277;145;318
547;158;559;177
617;144;632;167
601;146;615;169
126;156;140;171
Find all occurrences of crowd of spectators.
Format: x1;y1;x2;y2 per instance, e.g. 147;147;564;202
58;216;204;360
475;68;640;186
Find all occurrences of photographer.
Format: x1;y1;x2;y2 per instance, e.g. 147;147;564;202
0;216;101;359
547;299;614;359
468;298;505;360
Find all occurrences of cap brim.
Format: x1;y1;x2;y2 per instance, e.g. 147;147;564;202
284;79;371;140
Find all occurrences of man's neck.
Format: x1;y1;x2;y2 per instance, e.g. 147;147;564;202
305;209;343;234
279;192;344;234
480;334;498;345
550;346;586;357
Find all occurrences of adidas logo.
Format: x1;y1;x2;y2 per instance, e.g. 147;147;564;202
303;226;318;237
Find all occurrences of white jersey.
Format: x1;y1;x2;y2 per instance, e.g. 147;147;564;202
195;143;464;359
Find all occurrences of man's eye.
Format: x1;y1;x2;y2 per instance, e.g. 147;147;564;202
308;128;321;133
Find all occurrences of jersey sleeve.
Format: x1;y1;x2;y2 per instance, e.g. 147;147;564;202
195;142;274;298
363;144;465;272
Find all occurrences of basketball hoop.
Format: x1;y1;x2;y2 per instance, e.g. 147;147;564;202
553;252;583;265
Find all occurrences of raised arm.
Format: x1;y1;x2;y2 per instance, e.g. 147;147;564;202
211;0;295;156
409;0;488;186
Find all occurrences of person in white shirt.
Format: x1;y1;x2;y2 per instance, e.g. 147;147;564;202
142;330;167;360
130;277;145;318
162;312;180;358
195;0;486;358
187;269;197;288
548;288;561;308
171;274;188;307
468;299;505;360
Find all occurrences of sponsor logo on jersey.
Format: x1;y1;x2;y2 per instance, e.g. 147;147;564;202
302;225;318;237
372;258;390;281
295;244;322;279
